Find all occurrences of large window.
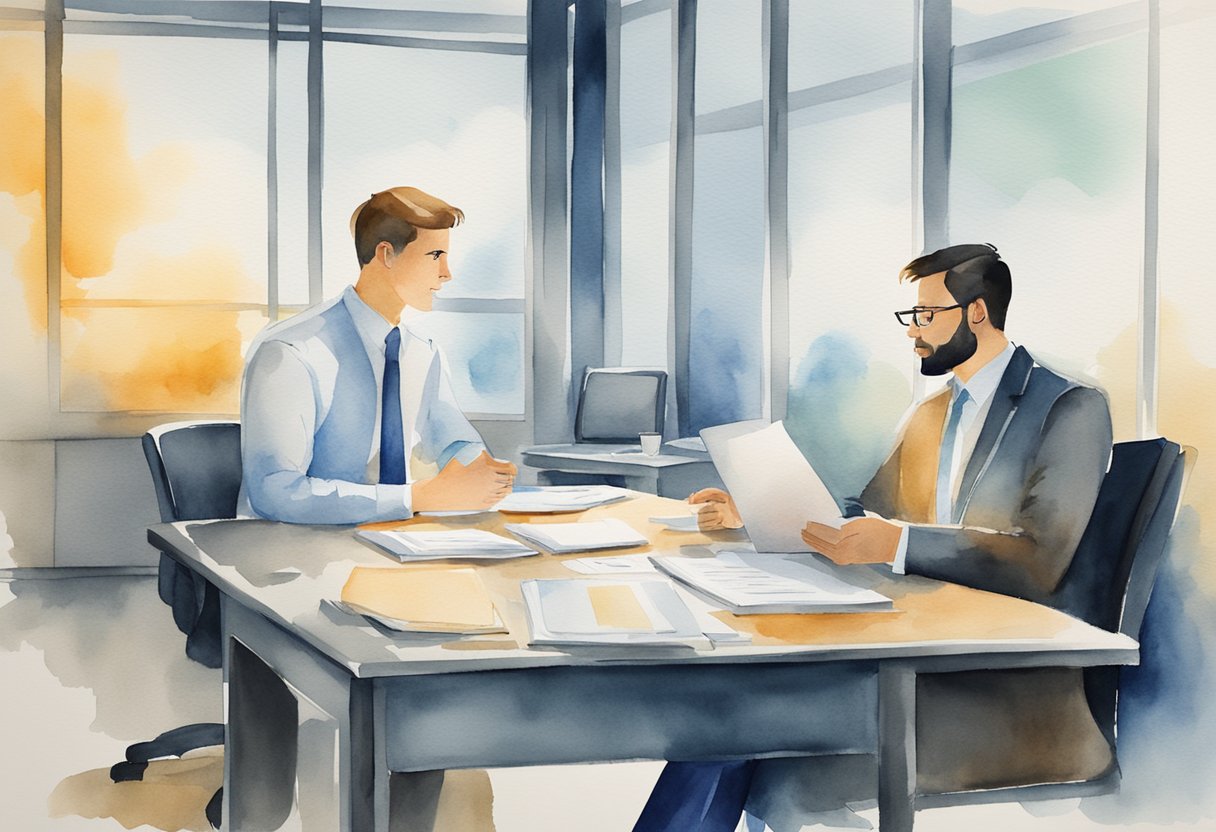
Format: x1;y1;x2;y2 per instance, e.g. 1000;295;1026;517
9;0;529;423
784;0;916;499
951;0;1147;441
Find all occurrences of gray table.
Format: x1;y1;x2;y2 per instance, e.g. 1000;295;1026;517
148;492;1138;832
521;442;722;497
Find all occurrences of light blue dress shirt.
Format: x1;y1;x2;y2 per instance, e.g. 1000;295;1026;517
237;286;485;524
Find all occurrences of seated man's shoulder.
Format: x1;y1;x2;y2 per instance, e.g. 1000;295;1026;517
1022;353;1111;424
249;297;349;359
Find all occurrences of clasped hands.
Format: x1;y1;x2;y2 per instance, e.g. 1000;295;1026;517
689;488;901;565
412;451;517;512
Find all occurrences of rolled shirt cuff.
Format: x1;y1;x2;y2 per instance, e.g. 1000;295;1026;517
891;524;910;575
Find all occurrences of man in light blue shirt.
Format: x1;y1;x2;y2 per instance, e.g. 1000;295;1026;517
238;186;516;524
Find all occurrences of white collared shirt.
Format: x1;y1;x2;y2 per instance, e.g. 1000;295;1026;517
237;286;484;524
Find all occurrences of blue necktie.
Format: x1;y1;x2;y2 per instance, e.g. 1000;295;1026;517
936;386;970;524
380;328;407;485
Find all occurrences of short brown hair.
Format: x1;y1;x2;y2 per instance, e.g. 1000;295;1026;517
350;187;464;267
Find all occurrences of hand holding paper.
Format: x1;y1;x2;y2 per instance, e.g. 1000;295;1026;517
687;488;743;530
802;517;902;564
700;421;846;553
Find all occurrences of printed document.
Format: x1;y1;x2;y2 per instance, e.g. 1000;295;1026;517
494;485;629;514
700;420;846;553
505;518;648;554
357;529;538;561
651;551;892;614
521;578;708;647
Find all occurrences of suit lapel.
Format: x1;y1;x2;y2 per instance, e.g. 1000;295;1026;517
953;346;1034;521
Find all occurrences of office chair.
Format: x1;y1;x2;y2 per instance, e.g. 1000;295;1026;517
574;367;668;443
109;421;242;829
919;437;1192;809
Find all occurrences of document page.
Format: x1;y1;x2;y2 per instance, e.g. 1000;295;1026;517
651;552;892;614
494;485;629;513
505;518;649;554
520;578;708;647
337;567;507;633
701;420;845;553
357;529;538;561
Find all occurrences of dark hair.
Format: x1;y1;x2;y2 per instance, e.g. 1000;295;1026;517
350;186;464;268
899;243;1012;330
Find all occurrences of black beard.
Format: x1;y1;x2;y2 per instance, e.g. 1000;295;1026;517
918;316;978;376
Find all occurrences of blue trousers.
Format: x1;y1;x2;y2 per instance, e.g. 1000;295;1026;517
632;761;758;832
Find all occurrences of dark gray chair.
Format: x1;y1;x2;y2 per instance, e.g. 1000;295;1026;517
110;421;242;828
920;437;1193;809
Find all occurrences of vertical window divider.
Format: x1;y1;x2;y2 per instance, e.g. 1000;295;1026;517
1138;0;1161;439
603;0;623;367
918;0;951;254
670;0;695;439
762;0;789;424
528;0;572;442
45;0;64;418
267;2;279;322
570;0;607;378
912;0;951;403
307;0;323;305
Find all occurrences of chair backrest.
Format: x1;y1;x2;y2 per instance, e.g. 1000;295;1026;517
574;368;668;443
1053;438;1188;635
143;421;243;522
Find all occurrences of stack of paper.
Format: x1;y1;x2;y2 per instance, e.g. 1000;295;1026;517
336;567;507;634
357;529;538;561
650;551;893;614
504;518;649;554
521;578;707;647
494;485;628;514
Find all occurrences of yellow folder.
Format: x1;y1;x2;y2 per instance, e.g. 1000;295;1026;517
340;566;504;634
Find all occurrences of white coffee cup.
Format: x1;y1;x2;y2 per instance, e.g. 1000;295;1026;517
639;432;662;456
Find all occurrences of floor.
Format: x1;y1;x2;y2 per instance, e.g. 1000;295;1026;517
1;575;1213;832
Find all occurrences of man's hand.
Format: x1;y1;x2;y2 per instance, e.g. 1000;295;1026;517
802;517;902;565
411;451;516;512
689;488;744;530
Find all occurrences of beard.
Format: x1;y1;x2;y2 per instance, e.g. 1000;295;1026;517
917;316;978;376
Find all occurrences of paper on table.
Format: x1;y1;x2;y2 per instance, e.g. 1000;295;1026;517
357;529;537;561
339;567;505;632
521;578;708;647
700;420;846;553
505;518;649;554
494;486;628;513
650;551;891;614
648;512;703;532
563;553;659;574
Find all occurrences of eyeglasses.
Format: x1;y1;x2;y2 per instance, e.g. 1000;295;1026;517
893;303;967;327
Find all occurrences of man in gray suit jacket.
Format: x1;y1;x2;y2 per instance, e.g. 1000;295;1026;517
636;244;1115;831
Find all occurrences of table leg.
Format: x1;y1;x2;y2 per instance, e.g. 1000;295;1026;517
223;638;298;831
878;662;917;832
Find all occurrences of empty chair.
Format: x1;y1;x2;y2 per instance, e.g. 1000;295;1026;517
110;421;242;829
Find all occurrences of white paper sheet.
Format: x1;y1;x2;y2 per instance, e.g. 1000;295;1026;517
700;420;846;553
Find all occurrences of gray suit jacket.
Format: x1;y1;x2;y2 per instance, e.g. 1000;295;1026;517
750;348;1116;822
860;346;1115;792
851;345;1113;604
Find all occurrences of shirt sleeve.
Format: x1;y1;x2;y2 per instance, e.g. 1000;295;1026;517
241;340;414;525
891;524;910;574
